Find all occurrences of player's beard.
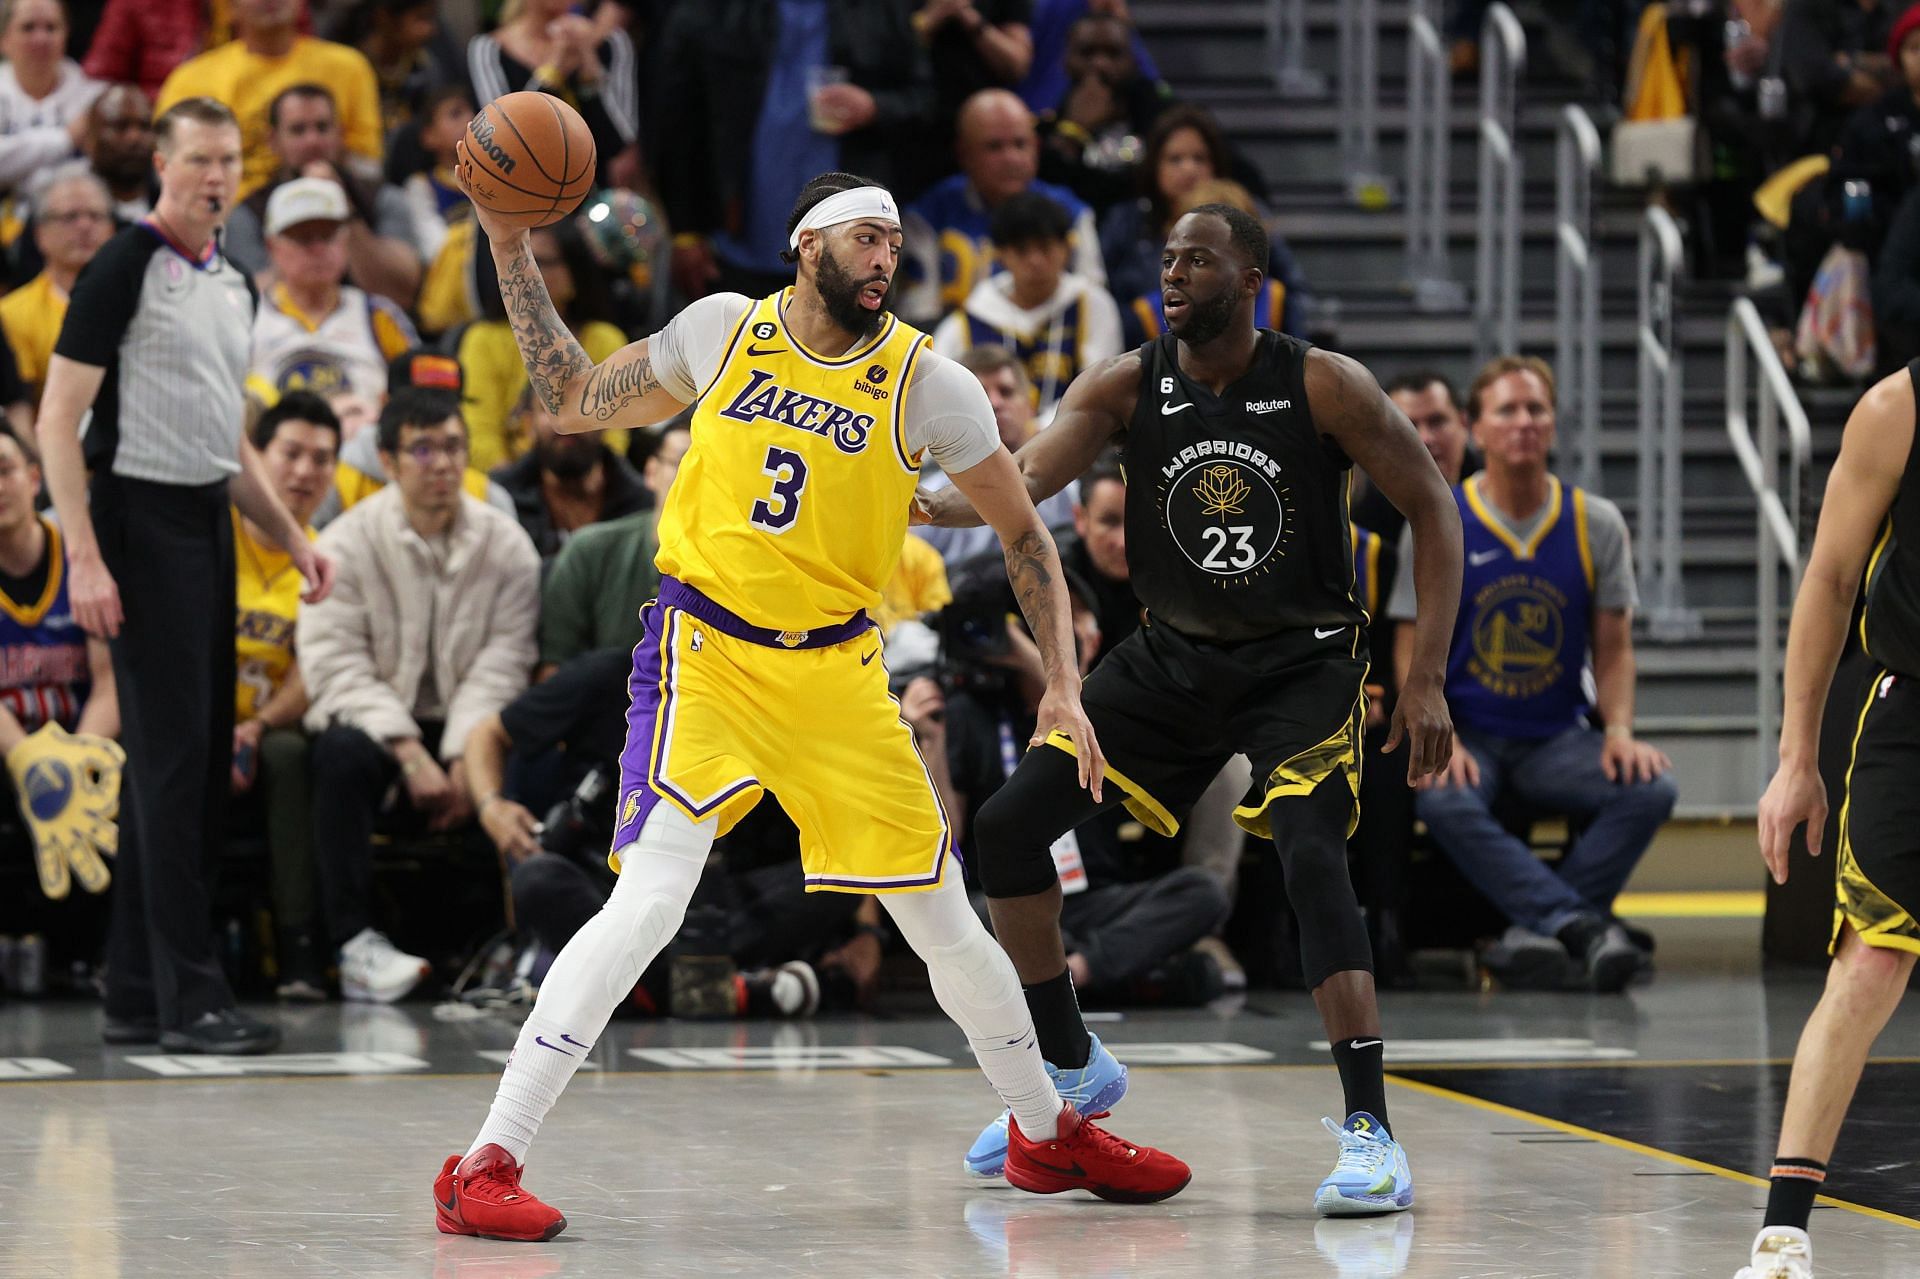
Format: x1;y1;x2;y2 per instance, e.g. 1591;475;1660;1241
816;245;891;339
1174;283;1240;348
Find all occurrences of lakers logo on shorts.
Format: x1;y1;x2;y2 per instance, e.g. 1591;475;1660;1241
1467;574;1568;698
776;630;810;648
620;788;644;829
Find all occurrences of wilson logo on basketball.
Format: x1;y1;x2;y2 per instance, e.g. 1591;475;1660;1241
469;114;516;174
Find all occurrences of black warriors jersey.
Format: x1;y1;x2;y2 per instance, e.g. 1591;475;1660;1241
1860;361;1920;678
1122;331;1366;642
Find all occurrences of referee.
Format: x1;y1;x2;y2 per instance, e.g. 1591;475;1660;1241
38;97;334;1055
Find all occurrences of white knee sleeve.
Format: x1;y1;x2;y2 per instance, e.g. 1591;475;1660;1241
885;882;1022;1036
548;804;716;1013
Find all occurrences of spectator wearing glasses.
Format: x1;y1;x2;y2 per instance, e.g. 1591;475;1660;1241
0;170;112;406
298;388;538;1002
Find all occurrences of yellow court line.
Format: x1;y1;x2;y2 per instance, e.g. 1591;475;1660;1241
1387;1073;1920;1231
1613;890;1766;918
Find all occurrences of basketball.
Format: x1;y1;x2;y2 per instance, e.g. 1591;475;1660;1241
463;92;597;229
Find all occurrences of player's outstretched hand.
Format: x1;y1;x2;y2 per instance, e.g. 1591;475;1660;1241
1386;675;1454;781
1758;760;1827;886
1033;683;1105;804
453;138;526;246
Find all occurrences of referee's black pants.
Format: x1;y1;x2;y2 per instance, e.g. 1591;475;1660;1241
94;474;237;1030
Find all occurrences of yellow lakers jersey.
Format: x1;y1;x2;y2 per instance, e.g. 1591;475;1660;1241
233;511;313;721
657;290;932;632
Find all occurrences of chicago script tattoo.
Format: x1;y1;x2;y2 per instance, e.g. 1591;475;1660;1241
579;354;660;422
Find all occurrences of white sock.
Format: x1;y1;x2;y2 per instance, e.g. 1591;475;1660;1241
883;881;1064;1140
467;805;714;1163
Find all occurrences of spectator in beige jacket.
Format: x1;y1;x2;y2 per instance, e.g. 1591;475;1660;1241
297;387;540;1003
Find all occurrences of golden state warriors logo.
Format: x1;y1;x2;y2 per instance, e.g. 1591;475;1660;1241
1467;575;1568;697
22;759;72;822
1159;445;1289;587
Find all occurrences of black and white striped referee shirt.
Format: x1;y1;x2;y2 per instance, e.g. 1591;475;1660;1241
54;221;256;486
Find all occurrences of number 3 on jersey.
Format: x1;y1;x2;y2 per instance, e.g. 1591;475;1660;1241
750;446;809;533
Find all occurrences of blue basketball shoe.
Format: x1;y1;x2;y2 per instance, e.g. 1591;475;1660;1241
1314;1112;1414;1216
963;1033;1128;1177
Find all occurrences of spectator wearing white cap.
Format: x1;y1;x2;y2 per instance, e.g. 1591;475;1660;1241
248;177;418;410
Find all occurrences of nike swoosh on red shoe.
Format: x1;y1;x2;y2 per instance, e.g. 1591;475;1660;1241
439;1188;459;1215
1021;1154;1090;1178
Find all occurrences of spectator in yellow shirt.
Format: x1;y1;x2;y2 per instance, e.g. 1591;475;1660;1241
154;0;382;201
230;389;338;1000
0;171;112;406
458;220;628;470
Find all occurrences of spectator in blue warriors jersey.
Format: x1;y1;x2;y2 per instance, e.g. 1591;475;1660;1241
901;87;1105;325
931;191;1121;422
0;423;118;984
1387;355;1676;993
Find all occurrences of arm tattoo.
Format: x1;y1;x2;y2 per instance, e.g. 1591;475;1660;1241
579;352;662;422
497;237;591;413
1004;529;1072;685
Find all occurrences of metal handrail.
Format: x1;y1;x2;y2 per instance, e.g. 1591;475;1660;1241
1405;0;1465;310
1726;297;1811;792
1474;3;1525;362
1637;205;1703;641
1556;105;1602;493
1267;0;1327;98
1338;0;1391;206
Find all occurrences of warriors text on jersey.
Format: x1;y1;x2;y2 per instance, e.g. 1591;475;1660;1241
1123;330;1364;642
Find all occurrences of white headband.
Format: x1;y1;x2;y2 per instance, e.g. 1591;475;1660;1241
788;187;900;250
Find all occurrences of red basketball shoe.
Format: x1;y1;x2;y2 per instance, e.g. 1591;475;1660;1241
1004;1104;1192;1203
434;1144;567;1242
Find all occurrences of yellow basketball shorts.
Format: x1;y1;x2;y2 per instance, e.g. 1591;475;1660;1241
610;581;953;894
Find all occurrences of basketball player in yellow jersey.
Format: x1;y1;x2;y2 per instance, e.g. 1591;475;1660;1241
430;166;1193;1242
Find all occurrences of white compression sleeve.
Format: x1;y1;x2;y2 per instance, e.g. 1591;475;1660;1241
882;880;1064;1140
468;804;717;1163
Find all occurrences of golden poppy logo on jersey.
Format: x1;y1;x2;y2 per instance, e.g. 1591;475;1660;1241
1194;465;1249;517
1160;453;1289;587
1467;575;1568;698
716;368;875;454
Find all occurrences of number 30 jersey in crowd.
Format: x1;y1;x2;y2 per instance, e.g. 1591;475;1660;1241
1124;330;1365;642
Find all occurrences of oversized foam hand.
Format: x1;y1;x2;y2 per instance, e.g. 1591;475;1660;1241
7;723;123;899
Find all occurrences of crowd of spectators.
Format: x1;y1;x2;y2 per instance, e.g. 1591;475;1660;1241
0;0;1679;1027
1657;0;1920;381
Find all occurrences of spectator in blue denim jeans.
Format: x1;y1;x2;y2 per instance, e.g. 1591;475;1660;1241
1386;355;1677;993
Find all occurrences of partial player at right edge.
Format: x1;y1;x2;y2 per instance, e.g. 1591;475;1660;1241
1736;362;1920;1279
916;203;1463;1214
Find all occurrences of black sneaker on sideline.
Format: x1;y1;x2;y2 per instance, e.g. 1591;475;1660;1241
1582;924;1641;994
159;1008;281;1055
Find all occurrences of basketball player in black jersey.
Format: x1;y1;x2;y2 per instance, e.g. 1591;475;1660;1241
1735;366;1920;1279
917;204;1463;1213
